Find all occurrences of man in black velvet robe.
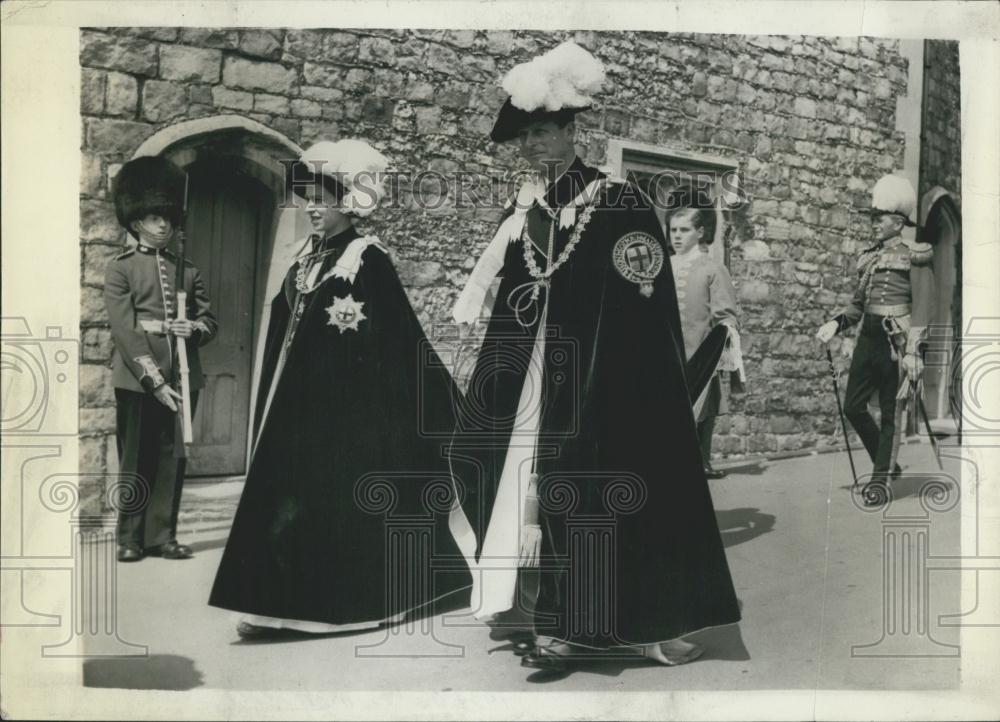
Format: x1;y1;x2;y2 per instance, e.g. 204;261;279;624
450;41;741;672
210;140;472;637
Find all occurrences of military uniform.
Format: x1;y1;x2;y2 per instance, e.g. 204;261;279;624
830;211;934;486
104;242;216;553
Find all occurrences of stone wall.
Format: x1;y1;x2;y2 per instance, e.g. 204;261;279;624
920;39;961;199
80;28;924;506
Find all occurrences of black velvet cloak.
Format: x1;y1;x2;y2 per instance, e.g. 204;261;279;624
210;226;472;625
449;158;741;648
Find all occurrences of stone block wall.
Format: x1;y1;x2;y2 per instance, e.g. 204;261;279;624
80;28;945;505
920;39;961;199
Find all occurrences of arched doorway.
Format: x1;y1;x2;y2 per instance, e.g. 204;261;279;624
919;189;962;431
130;117;311;478
182;157;273;475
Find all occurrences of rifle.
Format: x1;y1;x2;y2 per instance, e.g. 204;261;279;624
173;172;194;446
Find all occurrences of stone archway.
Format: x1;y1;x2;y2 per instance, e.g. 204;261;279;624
133;115;302;160
919;188;962;427
132;116;312;477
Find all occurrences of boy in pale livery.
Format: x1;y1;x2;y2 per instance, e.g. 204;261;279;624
668;203;744;479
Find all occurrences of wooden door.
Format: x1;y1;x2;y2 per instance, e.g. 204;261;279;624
183;161;273;476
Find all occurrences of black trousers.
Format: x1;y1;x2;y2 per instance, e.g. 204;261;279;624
844;316;899;480
697;416;716;467
696;376;722;466
114;388;198;549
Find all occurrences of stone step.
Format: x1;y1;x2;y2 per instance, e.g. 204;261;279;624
177;477;243;543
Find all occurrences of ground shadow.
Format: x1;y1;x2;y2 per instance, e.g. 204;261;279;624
837;473;956;502
885;474;956;502
718;461;769;476
188;537;229;553
715;508;776;548
526;623;750;684
83;654;203;690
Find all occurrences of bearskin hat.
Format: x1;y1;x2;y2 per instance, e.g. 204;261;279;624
112;155;187;232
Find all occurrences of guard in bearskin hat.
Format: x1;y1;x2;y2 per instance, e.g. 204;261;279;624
816;173;935;504
105;155;217;562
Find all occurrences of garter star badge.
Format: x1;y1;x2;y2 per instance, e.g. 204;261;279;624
612;231;664;297
325;294;367;333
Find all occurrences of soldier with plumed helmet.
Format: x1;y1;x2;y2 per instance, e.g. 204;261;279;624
816;173;935;504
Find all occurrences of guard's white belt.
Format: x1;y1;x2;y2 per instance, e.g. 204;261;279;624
865;303;911;317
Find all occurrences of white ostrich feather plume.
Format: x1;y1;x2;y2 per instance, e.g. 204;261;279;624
871;174;916;218
502;40;606;112
298;139;390;217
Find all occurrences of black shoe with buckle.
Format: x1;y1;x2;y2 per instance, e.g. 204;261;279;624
147;540;193;559
117;544;143;562
521;643;572;673
511;635;536;657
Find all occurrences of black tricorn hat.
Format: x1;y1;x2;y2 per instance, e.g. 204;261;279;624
490;98;588;143
112;155;186;231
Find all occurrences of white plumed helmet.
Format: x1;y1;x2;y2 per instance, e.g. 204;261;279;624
870;174;917;227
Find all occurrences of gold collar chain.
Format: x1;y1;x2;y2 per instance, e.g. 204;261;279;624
520;199;597;302
295;247;339;293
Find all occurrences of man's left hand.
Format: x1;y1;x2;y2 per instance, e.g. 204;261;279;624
169;319;194;338
902;353;923;380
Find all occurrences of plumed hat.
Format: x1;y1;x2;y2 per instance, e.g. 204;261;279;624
112;155;186;231
289;139;390;218
869;174;917;227
490;41;606;143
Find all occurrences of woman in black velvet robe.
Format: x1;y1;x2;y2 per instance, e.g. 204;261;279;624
209;141;472;636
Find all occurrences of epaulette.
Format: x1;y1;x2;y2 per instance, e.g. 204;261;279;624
903;238;934;266
114;248;135;260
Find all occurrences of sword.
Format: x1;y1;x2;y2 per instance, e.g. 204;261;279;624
826;348;859;487
914;378;945;471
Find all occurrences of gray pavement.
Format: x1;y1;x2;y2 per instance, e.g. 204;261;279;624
83;440;963;692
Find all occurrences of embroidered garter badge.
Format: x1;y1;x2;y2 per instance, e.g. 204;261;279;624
612;232;664;297
325;294;367;333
